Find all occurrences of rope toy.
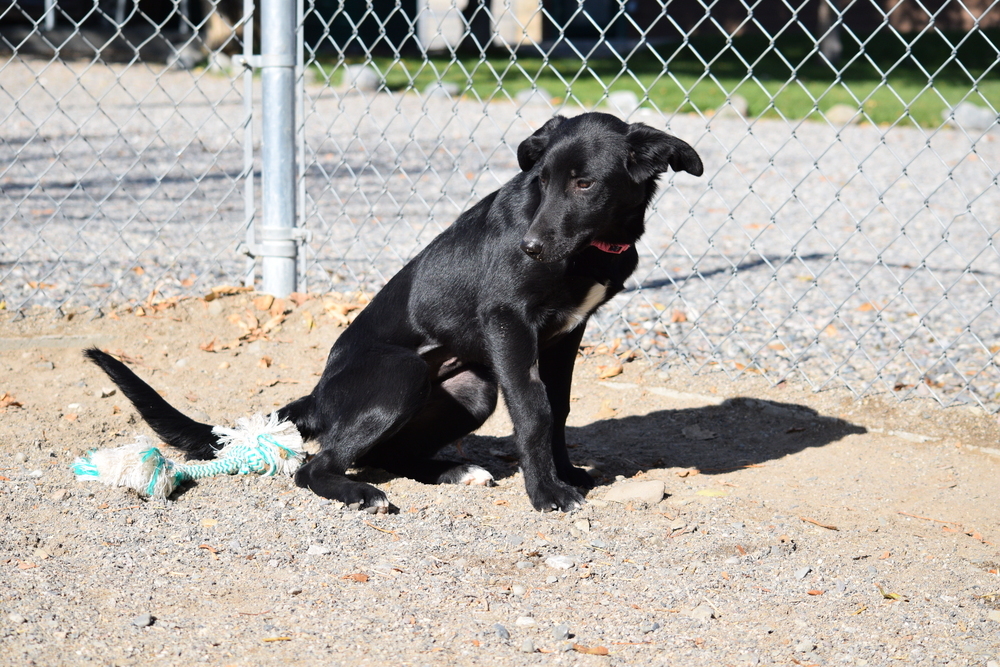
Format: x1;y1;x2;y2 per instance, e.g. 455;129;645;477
72;413;305;499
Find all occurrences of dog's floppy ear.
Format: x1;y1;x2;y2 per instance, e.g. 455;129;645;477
517;116;567;171
625;123;704;181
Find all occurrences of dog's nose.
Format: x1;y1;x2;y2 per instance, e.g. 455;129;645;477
520;238;543;258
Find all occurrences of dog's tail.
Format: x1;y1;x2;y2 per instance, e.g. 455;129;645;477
85;348;322;459
85;348;222;459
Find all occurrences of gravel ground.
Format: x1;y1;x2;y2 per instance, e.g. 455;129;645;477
2;295;1000;666
3;56;1000;409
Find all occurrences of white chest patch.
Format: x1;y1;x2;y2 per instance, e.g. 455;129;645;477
559;282;607;334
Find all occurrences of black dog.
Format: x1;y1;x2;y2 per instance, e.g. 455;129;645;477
86;112;703;512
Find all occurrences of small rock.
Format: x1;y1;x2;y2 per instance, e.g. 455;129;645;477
553;623;570;640
49;489;70;502
423;81;460;98
604;480;664;505
793;640;815;653
288;587;303;596
306;544;331;556
520;639;535;653
515;561;535;569
825;103;860;125
515;87;551;107
724;556;740;565
227;539;243;554
988;609;1000;623
13;452;26;463
100;387;116;398
670;518;687;531
795;567;812;579
515;616;536;627
493;623;510;640
573;518;590;533
7;613;27;624
589;538;609;550
944;101;996;132
715;93;748;119
545;555;575;570
174;358;188;368
131;613;154;628
688;604;715;621
343;64;382;92
511;584;526;596
640;621;660;634
28;470;43;479
35;361;54;370
606;90;640;116
546;575;558;584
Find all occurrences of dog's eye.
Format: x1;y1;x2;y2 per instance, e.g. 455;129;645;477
539;175;548;186
576;179;593;190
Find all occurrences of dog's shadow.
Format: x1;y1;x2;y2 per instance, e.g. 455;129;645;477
437;397;866;486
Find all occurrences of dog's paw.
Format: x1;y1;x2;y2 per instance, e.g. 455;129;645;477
527;480;585;512
341;483;389;513
439;464;495;487
558;465;596;489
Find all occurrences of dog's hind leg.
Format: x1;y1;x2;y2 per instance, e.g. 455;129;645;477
359;365;499;486
293;345;438;510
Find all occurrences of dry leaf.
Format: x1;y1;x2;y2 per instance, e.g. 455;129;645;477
573;644;609;655
800;516;838;531
185;393;198;403
200;518;218;528
597;361;623;379
269;298;287;317
16;560;37;570
132;266;145;275
0;392;23;409
64;413;78;422
253;294;275;311
670;309;687;323
288;292;310;307
807;589;825;596
258;356;273;369
261;313;286;334
302;310;316;331
607;337;621;355
878;551;891;560
594;400;617;420
858;302;876;312
180;274;197;287
342;573;369;582
675;467;700;478
876;584;905;601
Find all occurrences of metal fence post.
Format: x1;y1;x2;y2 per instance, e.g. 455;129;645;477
259;0;298;297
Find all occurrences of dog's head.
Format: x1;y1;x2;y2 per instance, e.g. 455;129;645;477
516;112;703;263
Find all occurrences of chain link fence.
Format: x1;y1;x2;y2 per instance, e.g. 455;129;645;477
1;0;255;310
3;0;1000;410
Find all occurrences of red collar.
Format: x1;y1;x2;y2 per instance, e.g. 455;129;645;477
590;240;631;254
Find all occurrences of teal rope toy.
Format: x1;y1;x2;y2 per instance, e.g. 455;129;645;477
72;413;306;499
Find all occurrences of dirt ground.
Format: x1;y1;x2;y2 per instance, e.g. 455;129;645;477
1;292;999;666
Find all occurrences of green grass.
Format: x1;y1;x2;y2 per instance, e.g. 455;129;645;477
312;29;1000;127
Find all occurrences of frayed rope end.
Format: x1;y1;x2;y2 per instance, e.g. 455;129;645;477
73;413;305;499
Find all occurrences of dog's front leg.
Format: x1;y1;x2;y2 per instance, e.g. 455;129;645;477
539;324;596;489
484;310;584;512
